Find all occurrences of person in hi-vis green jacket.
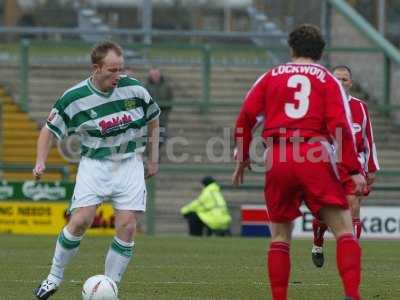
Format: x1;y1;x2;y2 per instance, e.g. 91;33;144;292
180;176;232;236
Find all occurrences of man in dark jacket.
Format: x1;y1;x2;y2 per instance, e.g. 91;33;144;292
145;67;173;146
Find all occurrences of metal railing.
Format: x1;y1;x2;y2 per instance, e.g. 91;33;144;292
19;39;29;112
5;39;272;113
8;39;400;116
327;0;400;117
0;26;287;40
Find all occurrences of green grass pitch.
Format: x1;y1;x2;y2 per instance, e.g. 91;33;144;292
0;235;399;299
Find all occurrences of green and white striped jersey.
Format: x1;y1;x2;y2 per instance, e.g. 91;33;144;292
46;75;161;160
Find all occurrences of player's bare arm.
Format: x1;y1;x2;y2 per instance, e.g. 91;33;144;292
146;117;160;178
232;160;251;187
232;83;264;187
33;126;56;180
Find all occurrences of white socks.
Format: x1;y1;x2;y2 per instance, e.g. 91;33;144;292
105;236;135;283
48;227;83;286
46;230;134;285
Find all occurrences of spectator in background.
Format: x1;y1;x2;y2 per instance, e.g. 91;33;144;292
17;14;37;39
181;176;232;237
145;67;173;146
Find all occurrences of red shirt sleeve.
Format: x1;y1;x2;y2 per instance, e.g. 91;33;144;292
325;77;363;174
234;73;267;161
362;102;380;173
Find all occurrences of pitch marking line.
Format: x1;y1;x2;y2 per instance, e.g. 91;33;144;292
1;279;330;287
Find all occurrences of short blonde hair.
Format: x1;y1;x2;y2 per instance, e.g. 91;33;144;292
90;41;123;65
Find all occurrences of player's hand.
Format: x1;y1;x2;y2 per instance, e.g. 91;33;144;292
33;162;46;180
145;161;159;178
232;160;251;187
366;173;376;186
350;173;367;196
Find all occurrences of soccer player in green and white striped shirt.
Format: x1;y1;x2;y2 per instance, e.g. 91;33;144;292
33;41;160;299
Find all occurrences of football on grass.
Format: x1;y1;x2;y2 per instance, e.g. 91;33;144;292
82;275;118;300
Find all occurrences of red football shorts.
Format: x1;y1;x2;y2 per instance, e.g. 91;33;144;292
264;142;348;222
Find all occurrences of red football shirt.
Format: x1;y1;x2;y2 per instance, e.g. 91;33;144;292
348;96;380;173
235;62;363;174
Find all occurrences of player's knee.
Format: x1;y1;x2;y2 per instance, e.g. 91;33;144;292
270;222;293;243
117;220;136;236
320;207;352;238
67;217;92;235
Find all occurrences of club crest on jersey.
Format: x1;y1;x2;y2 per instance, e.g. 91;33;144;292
90;109;98;118
99;114;133;134
352;123;362;133
124;99;137;110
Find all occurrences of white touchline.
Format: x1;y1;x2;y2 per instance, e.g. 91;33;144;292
2;279;335;287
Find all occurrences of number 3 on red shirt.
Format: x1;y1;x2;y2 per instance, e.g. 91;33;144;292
285;75;311;119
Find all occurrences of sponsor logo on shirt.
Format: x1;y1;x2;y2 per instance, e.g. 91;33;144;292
352;123;362;133
99;114;133;134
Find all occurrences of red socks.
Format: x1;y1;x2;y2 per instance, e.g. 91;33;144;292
267;235;361;300
337;234;362;300
312;218;328;247
268;242;290;300
353;218;362;239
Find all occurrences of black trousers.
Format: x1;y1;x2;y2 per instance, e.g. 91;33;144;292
183;212;231;237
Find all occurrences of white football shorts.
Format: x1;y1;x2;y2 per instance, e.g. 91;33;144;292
70;154;146;211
